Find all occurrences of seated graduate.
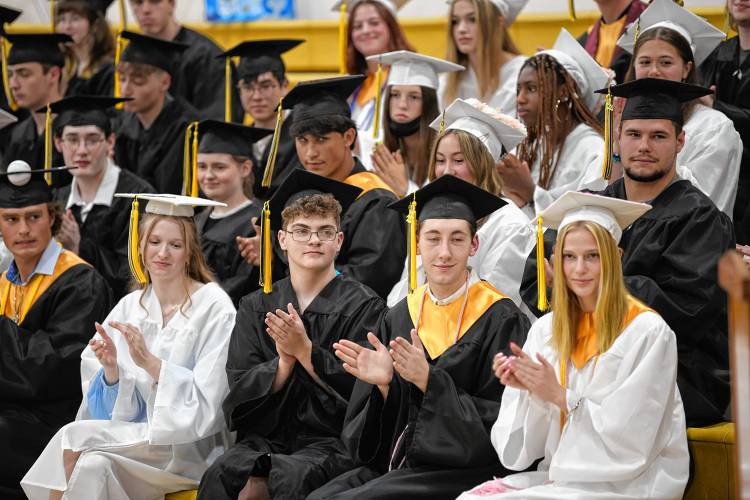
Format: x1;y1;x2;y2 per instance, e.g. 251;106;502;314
193;119;273;306
387;98;535;319
22;193;237;499
240;75;406;299
617;0;742;218
218;39;304;200
0;161;111;499
51;95;155;301
498;29;609;217
521;78;735;427
459;191;689;500
366;50;463;197
197;169;387;500
114;31;199;194
309;175;531;499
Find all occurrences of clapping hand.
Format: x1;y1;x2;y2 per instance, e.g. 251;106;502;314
389;329;429;393
108;321;162;381
91;322;118;384
335;332;394;391
504;342;566;411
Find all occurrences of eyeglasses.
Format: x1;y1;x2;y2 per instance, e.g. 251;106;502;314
285;228;339;242
238;81;279;96
61;136;106;149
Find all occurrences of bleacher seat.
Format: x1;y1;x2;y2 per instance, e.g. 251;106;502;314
684;422;736;500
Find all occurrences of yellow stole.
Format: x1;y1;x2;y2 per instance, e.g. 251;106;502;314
356;68;390;107
594;16;627;68
344;171;395;197
0;250;89;325
407;280;507;360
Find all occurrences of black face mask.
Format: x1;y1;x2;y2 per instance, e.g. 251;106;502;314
388;116;421;138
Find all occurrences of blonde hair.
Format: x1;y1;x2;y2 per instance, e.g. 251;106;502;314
427;129;504;196
550;221;629;361
443;0;520;104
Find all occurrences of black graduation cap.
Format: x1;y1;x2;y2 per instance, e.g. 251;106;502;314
220;39;303;82
43;95;131;136
6;33;72;67
197;119;275;157
0;5;21;33
119;30;187;76
284;75;365;122
0;161;74;208
595;78;712;126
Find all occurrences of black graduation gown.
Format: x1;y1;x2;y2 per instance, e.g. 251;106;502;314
197;275;387;500
520;178;735;426
114;96;199;194
0;262;111;499
337;160;406;299
251;114;302;201
308;294;530;500
53;168;155;301
65;61;115;98
195;203;260;307
1;115;68;186
701;36;750;240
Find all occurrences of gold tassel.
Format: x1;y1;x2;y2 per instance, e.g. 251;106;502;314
259;201;273;294
191;122;199;197
44;103;52;185
182;122;198;196
601;85;614;180
118;0;127;31
50;0;56;31
372;61;383;139
536;217;549;312
338;1;347;74
225;57;232;122
1;38;17;111
114;33;124;109
634;18;641;46
407;194;418;294
128;198;148;285
438;109;446;135
261;98;284;188
568;0;576;21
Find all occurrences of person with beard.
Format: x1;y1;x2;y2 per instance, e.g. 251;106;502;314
520;78;735;427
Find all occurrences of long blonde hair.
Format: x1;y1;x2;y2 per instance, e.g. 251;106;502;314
427;129;504;196
550;221;629;361
443;0;520;104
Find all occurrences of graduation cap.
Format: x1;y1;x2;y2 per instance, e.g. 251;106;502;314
595;78;712;126
113;193;227;285
617;0;725;66
366;50;463;90
217;39;303;122
487;0;528;25
44;95;131;136
0;160;76;208
533;191;651;311
430;98;527;162
181;119;274;197
388;174;505;293
258;168;362;293
5;33;71;67
118;30;187;76
538;28;610;111
0;5;21;33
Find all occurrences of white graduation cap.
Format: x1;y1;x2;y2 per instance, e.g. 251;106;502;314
539;28;611;111
538;191;651;244
617;0;725;66
0;108;17;130
365;50;464;89
488;0;529;25
331;0;409;15
430;98;527;162
114;193;227;217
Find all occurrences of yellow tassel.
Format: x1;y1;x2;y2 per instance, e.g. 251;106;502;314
634;18;641;46
118;0;127;31
191;122;199;197
260;201;273;294
338;1;348;74
225;58;232;122
44;103;52;185
261;98;284;188
407;194;418;293
372;62;383;140
601;86;614;180
1;38;17;111
182;122;198;196
568;0;576;21
128;198;148;285
114;33;124;109
50;0;56;31
536;217;549;312
438;109;446;135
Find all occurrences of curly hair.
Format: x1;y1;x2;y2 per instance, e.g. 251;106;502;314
281;193;342;230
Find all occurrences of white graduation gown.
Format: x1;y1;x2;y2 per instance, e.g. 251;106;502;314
386;201;537;320
22;282;237;500
527;123;605;218
457;310;689;500
678;104;741;217
352;72;389;171
439;55;526;115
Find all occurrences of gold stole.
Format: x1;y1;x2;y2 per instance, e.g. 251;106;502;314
344;171;395;197
0;250;89;325
407;280;508;359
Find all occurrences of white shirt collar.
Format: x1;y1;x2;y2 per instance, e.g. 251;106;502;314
66;160;121;220
427;268;479;306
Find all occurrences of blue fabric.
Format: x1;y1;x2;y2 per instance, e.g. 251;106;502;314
86;369;147;422
6;238;62;285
